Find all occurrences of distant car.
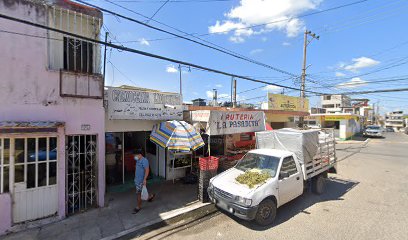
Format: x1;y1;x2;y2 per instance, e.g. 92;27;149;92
364;125;383;137
385;128;395;132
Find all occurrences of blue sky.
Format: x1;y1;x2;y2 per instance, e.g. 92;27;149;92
83;0;408;114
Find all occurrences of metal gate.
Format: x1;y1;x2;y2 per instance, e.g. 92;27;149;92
66;135;97;215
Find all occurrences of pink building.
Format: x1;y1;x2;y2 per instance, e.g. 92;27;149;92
0;0;105;234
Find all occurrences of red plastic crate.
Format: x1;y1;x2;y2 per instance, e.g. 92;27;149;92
199;156;219;171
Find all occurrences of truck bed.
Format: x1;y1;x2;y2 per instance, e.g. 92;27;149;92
303;128;337;179
255;128;337;180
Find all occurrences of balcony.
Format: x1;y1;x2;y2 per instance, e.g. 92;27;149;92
60;70;103;99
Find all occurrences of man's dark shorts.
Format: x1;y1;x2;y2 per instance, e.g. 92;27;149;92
135;182;143;194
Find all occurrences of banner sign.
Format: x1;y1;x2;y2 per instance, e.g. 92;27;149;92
192;111;265;135
107;87;183;120
324;115;358;121
191;110;211;122
268;94;309;112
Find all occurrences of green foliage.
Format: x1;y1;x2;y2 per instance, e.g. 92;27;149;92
236;170;271;188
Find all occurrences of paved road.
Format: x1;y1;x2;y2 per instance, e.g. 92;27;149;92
138;132;408;240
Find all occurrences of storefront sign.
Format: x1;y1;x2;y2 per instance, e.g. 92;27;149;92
323;115;358;121
191;110;211;122
206;111;265;135
107;87;183;120
267;94;309;112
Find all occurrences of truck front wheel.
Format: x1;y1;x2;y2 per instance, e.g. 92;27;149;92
254;199;276;226
312;174;326;195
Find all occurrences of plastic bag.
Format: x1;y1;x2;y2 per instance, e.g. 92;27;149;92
141;186;149;201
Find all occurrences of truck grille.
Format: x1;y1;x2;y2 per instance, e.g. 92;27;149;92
214;187;233;200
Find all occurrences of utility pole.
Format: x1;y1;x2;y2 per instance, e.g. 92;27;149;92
376;101;380;125
213;89;218;106
102;32;109;107
299;30;319;128
232;78;237;108
230;77;233;104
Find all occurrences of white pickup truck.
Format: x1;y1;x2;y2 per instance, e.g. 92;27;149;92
208;128;337;225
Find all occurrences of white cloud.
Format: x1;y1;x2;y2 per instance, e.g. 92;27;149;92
219;93;229;99
336;77;367;89
261;37;268;42
166;65;178;73
139;38;150;46
215;84;223;88
206;91;229;99
263;85;283;93
335;72;346;77
250;49;264;55
343;57;380;72
206;91;213;98
209;0;323;42
229;36;245;43
282;42;291;46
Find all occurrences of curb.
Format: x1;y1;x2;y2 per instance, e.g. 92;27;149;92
101;203;217;240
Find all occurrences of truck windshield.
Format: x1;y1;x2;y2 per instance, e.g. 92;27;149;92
235;153;280;177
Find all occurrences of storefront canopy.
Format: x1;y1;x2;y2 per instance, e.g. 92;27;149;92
191;110;266;136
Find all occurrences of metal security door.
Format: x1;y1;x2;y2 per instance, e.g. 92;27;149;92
66;135;97;215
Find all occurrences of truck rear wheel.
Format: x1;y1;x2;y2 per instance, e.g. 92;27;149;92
312;174;326;195
254;199;276;226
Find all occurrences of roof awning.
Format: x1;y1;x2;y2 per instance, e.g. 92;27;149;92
0;121;64;134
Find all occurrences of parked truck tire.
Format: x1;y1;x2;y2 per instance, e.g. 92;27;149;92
312;173;327;195
254;199;276;226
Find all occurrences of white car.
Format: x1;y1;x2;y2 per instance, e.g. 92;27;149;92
364;125;383;137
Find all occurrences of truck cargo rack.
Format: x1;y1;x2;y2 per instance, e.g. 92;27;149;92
305;128;337;179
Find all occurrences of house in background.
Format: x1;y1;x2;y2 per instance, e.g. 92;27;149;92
0;0;105;234
385;111;405;132
321;94;352;114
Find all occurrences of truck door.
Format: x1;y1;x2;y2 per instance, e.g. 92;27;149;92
278;156;303;206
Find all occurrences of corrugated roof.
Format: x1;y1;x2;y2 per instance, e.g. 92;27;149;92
0;121;64;128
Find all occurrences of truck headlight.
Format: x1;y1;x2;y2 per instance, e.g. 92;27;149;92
235;196;252;207
208;182;214;193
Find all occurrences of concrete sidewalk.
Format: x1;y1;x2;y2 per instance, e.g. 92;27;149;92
0;181;206;240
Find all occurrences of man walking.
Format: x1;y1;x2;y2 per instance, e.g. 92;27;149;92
133;149;155;214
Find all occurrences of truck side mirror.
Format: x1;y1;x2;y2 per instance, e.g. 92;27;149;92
279;171;290;180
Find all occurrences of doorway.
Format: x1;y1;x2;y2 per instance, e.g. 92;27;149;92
0;137;59;223
66;135;97;215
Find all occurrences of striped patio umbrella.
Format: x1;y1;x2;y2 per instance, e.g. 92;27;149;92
150;120;205;152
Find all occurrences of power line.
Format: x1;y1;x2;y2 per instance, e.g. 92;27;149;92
146;0;170;23
314;77;408;89
108;0;370;42
89;0;300;77
0;13;328;96
336;88;408;96
114;0;232;2
108;60;139;86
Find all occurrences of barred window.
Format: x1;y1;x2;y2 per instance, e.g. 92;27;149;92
14;137;58;189
63;37;94;74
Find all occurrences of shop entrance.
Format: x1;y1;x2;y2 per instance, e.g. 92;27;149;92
105;131;159;191
66;135;97;215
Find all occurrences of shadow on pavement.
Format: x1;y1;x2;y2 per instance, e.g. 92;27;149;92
228;177;359;231
347;134;368;141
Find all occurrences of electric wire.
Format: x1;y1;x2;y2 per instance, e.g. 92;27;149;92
0;13;328;95
78;0;301;78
